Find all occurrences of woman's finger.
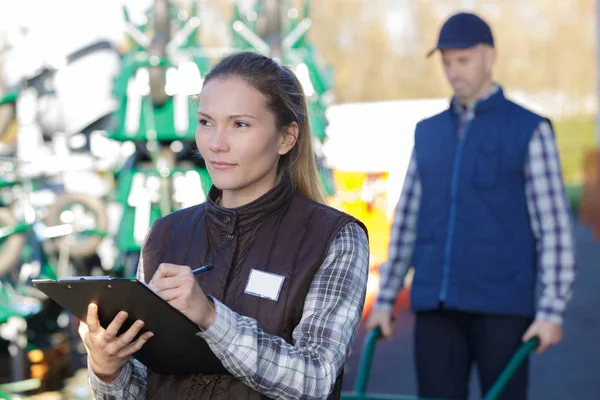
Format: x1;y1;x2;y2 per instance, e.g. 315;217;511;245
86;303;101;333
82;327;95;352
152;263;189;281
155;287;184;302
116;331;155;358
116;320;147;348
78;322;93;354
78;321;89;341
104;311;129;340
151;275;189;294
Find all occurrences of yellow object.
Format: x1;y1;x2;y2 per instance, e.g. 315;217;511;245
30;363;48;380
0;120;17;145
326;169;401;319
27;349;45;364
327;170;393;268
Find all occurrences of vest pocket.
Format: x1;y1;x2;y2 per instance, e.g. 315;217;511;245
472;148;500;190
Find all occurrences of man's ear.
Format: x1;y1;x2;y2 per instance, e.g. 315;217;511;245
278;122;299;155
484;46;496;69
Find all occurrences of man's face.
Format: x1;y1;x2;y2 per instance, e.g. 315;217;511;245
441;45;495;103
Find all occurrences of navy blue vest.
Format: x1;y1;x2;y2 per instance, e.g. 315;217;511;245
411;88;547;316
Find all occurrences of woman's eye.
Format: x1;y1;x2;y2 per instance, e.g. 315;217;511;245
234;121;249;128
198;119;211;127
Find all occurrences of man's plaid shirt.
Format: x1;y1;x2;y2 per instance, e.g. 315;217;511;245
376;87;576;324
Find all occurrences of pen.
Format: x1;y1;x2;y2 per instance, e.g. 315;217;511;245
192;264;214;276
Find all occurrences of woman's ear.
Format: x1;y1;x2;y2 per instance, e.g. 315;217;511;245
278;122;299;155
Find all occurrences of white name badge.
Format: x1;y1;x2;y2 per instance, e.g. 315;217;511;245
244;269;285;301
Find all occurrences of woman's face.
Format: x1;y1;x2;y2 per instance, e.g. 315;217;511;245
196;76;296;206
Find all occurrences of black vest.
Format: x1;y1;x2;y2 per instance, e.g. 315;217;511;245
141;180;368;399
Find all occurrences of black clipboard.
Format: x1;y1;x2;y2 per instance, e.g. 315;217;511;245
32;277;228;375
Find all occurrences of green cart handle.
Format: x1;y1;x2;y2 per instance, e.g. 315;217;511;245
483;336;540;400
352;327;539;399
353;327;382;395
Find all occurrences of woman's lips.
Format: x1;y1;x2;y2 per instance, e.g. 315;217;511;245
210;161;237;170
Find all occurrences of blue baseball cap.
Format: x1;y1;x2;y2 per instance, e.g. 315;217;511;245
427;12;494;57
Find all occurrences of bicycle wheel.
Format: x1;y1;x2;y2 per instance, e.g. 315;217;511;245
45;193;108;259
0;103;16;146
0;207;25;276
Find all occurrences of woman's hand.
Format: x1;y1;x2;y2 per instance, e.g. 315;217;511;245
149;263;216;329
78;303;154;383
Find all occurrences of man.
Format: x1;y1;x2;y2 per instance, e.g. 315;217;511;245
368;12;576;400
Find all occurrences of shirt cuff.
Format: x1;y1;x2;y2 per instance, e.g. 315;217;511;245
373;299;394;313
88;358;132;392
535;298;567;325
196;297;237;351
535;309;563;325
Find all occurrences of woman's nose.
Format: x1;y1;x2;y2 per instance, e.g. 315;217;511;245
208;128;229;153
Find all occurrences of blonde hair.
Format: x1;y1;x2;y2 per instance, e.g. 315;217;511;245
277;66;325;203
203;52;326;203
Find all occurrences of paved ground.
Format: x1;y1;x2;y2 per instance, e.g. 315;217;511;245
341;221;600;399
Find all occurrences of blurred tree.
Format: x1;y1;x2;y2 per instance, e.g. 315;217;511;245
491;0;595;104
310;0;595;107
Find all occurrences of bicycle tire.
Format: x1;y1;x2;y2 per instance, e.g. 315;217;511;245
0;103;16;148
0;207;25;276
45;193;108;259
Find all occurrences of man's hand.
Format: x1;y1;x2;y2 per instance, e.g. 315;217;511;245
366;309;395;340
522;320;562;354
149;263;216;329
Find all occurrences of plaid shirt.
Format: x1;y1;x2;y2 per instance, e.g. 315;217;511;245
376;89;576;325
88;222;369;399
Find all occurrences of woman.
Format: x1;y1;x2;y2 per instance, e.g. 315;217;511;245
79;51;369;400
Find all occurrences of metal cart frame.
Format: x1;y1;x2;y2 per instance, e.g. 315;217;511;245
341;328;540;400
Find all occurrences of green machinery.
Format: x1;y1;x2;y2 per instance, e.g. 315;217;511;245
0;155;109;391
0;0;341;389
109;0;213;276
109;0;338;275
230;0;336;196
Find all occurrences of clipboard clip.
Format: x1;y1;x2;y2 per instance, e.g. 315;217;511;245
58;276;112;281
